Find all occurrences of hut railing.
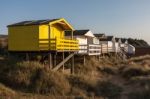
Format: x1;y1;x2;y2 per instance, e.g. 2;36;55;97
101;46;115;53
78;44;101;55
39;38;79;51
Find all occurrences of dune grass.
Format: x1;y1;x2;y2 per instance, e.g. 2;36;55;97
0;54;149;98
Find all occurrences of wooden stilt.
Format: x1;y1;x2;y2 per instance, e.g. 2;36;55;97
26;53;29;61
98;55;100;60
48;52;52;69
71;54;74;74
102;53;104;58
54;53;57;66
71;52;74;74
62;52;65;73
83;55;86;65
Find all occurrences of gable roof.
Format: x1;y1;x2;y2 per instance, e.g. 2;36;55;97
74;30;90;36
65;30;89;36
115;38;121;42
7;18;74;30
94;33;105;37
121;38;128;43
100;36;114;41
65;29;95;37
7;19;59;27
107;36;114;41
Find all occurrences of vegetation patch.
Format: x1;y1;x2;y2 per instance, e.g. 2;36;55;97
0;83;15;96
95;81;123;99
128;90;150;99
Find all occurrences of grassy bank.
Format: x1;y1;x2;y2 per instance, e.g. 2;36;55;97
0;55;150;98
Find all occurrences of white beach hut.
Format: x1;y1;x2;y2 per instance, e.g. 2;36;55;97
65;30;101;55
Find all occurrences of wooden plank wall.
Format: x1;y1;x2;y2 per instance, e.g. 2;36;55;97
134;47;150;57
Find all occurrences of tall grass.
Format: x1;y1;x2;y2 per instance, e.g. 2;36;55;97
0;83;15;96
0;53;149;98
95;81;123;99
0;60;70;95
129;55;150;62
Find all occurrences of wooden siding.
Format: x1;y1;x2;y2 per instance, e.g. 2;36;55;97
134;47;150;56
8;25;39;51
8;18;79;51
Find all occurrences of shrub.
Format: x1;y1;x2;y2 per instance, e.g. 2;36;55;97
100;66;118;75
128;90;150;99
0;61;71;95
0;83;15;96
31;69;70;95
1;61;43;89
75;57;100;75
68;74;97;95
121;65;150;79
69;87;87;98
129;55;150;62
95;81;123;99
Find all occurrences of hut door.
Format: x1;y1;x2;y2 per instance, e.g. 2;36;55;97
87;37;93;44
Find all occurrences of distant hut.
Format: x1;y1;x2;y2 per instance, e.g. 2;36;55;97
0;35;8;48
66;30;101;55
120;38;135;55
98;36;116;53
128;44;135;55
121;38;128;48
115;38;122;53
94;33;105;39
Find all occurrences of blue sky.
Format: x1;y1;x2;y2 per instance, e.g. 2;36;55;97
0;0;150;44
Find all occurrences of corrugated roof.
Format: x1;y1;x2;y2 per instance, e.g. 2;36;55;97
7;19;59;27
65;30;89;36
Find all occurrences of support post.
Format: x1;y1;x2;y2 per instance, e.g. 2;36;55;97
71;30;73;40
26;53;29;61
107;42;108;53
54;53;57;67
83;55;86;66
71;53;74;74
101;43;102;54
62;52;65;73
48;52;53;69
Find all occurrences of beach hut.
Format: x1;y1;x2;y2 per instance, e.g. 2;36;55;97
120;38;135;55
8;18;79;51
0;35;8;48
127;44;135;55
94;33;105;39
120;38;128;48
7;18;79;72
120;38;129;53
66;30;101;55
98;36;116;53
115;38;122;53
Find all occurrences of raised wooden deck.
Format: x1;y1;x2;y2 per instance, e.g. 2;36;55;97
39;38;79;51
78;44;101;55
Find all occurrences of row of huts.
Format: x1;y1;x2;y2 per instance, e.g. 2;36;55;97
65;29;135;56
7;18;135;72
1;29;135;56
